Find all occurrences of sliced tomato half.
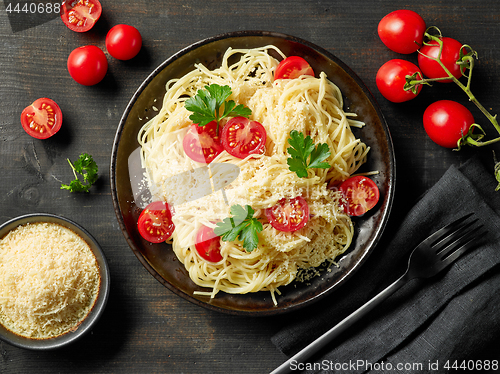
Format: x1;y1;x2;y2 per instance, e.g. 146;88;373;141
195;225;222;262
274;56;315;80
265;196;310;232
183;121;224;163
221;117;267;159
339;176;380;216
60;0;102;32
20;98;62;139
138;201;175;243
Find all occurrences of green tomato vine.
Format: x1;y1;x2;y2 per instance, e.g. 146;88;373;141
405;26;500;190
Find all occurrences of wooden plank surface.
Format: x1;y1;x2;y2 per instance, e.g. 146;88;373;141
1;1;500;373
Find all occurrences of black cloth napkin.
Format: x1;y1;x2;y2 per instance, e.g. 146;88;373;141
271;156;500;373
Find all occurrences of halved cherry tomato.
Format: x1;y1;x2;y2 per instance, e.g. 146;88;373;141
221;117;267;159
138;201;175;243
265;196;309;232
339;176;380;216
67;45;108;86
106;24;142;60
20;98;62;139
378;9;426;54
195;225;222;262
418;37;465;82
60;0;102;33
183;121;224;163
274;56;314;80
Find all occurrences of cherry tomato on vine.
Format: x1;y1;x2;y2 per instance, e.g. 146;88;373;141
67;45;108;86
183;120;224;163
339;176;380;216
221;117;267;159
60;0;102;33
106;24;143;60
378;9;426;54
423;100;474;148
138;201;175;243
376;59;423;102
20;98;62;139
274;56;314;80
418;37;465;82
195;225;222;262
265;196;309;232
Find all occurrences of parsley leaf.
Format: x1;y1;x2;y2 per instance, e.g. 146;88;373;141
184;84;251;132
61;153;98;193
287;130;331;178
213;204;263;252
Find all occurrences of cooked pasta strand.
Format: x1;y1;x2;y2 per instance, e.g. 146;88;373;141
138;46;368;304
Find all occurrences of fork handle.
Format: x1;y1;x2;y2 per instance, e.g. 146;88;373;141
271;273;409;374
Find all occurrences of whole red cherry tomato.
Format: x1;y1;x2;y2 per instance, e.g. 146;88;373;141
418;37;464;82
67;45;108;86
376;59;423;102
423;100;474;148
106;24;143;60
378;9;426;54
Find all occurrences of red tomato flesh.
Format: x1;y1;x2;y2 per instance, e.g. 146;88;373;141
20;98;62;139
221;117;267;159
274;56;314;80
183;121;224;163
418;37;465;82
67;45;108;86
60;0;102;33
265;196;309;232
378;9;426;54
195;225;222;262
138;201;175;243
106;24;142;60
339;176;380;216
423;100;474;148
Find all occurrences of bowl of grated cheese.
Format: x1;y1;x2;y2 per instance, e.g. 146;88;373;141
0;213;110;350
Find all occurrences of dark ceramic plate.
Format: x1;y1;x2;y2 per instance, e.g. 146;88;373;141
110;31;395;316
0;214;110;350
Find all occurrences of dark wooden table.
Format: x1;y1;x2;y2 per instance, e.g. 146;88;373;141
1;1;499;373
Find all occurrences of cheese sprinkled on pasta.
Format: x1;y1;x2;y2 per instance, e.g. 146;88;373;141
138;46;369;304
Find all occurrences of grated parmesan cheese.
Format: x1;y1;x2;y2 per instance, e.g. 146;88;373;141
0;222;100;339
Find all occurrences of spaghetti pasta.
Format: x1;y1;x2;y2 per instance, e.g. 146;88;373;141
138;46;369;304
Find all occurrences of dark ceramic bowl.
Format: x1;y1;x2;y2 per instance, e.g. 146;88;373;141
110;31;395;316
0;213;110;350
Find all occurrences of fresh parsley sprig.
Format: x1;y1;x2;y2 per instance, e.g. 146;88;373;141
61;153;98;193
213;204;263;252
286;130;331;178
184;84;252;134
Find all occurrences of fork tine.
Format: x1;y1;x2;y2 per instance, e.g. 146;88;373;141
439;228;486;266
433;220;480;254
426;213;475;245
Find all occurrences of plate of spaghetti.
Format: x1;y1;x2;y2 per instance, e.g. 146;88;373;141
111;31;395;315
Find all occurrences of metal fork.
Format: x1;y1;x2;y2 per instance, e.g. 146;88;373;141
271;213;485;374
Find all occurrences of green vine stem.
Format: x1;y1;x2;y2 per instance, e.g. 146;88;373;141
406;27;500;148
